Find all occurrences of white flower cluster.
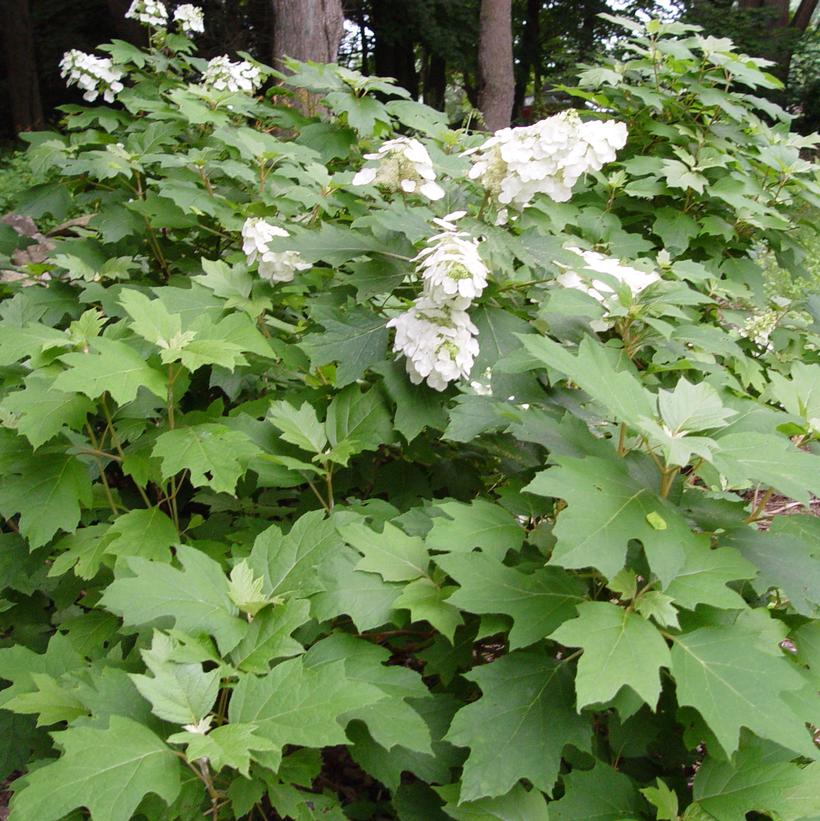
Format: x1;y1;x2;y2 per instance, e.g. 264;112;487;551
467;111;628;209
59;50;124;103
173;4;204;34
241;218;310;282
557;246;660;330
389;213;487;391
201;56;262;94
352;137;444;201
125;0;168;26
388;298;480;391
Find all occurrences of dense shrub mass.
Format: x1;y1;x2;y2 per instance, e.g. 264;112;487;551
0;9;819;820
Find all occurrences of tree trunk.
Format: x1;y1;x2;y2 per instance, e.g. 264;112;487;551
2;0;43;134
272;0;344;67
371;2;419;98
477;0;514;131
513;0;540;121
790;0;819;31
422;52;446;110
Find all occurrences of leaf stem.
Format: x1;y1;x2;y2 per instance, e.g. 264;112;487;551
744;487;774;524
100;394;152;508
84;421;120;516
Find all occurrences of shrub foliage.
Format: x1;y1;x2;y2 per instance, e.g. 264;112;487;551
0;14;819;821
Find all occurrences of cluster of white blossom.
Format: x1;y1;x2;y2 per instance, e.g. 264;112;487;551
352;137;445;201
59;50;124;103
241;218;310;282
389;212;487;391
741;310;778;348
125;0;168;26
388;298;480;391
557;246;660;329
173;4;204;34
466;111;628;211
201;56;261;93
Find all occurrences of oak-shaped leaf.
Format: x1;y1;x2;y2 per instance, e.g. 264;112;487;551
54;337;166;405
153;424;260;495
670;614;816;758
426;499;524;562
550;601;671;710
9;716;182;821
101;545;248;654
550;760;644;820
691;733;820;821
444;649;591;801
525;455;693;585
228;655;386;769
435;552;584;649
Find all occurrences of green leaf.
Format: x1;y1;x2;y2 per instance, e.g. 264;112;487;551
0;323;69;367
339;520;429;582
392;577;464;642
0;373;94;449
249;510;343;598
426;500;524;562
640;779;679;821
268;400;327;454
229;598;311;673
711;432;820;503
550;761;643;820
525;456;692;586
311;547;402;630
302;305;388;387
101;545;248;654
49;524;112;579
691;735;820;821
653;207;698;255
661;159;707;193
663;539;755;610
767;361;820;430
325;384;395;453
0;451;92;548
517;335;655;429
634;591;680;629
445;650;590;800
670;616;815;757
228;560;275;619
551;601;670;709
3;673;87;726
130;631;220;725
658;379;736;433
153;424;260;495
54;337;167;405
724;516;819;617
228;656;386;766
304;633;432;753
374;359;448;441
168;723;277;778
437;783;549;821
436;553;584;650
9;716;181;821
273;222;387;266
105;507;177;562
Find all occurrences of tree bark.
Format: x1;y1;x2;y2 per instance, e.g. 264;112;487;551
371;2;419;99
790;0;819;31
477;0;514;131
513;0;540;120
272;0;344;68
2;0;43;134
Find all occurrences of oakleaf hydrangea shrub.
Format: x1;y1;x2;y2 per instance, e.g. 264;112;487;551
0;9;819;821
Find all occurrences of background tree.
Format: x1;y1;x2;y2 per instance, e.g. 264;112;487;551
478;0;515;130
271;0;344;68
1;0;44;133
